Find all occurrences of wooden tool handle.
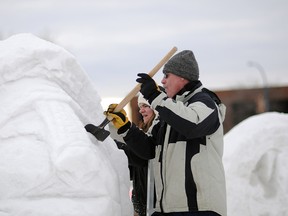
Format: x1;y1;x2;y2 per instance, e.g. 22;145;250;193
113;46;177;112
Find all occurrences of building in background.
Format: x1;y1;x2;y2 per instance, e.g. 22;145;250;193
217;86;288;133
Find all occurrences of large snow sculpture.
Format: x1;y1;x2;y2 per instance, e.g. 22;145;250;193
0;33;133;216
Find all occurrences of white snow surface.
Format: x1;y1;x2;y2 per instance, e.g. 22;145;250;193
223;112;288;216
0;33;133;216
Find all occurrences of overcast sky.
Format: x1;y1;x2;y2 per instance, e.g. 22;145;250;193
1;0;288;98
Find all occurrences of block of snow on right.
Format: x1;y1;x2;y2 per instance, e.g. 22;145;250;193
223;112;288;216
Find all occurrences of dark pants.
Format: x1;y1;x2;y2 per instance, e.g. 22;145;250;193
151;211;220;216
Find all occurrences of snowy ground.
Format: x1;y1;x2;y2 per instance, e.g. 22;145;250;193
1;33;287;216
0;34;133;216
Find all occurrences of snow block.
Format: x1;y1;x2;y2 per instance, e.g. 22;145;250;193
0;33;133;216
223;112;288;216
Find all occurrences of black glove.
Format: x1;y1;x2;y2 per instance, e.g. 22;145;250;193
136;73;161;103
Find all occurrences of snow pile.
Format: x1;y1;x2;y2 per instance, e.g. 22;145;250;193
0;33;133;216
223;112;288;216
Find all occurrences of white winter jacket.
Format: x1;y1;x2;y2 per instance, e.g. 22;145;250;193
124;81;227;216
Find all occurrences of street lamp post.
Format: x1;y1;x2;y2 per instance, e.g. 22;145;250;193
247;61;270;112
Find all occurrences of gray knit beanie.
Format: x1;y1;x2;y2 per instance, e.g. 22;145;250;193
163;50;199;81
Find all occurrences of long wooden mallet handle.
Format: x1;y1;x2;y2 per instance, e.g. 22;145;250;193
85;46;178;141
113;46;177;113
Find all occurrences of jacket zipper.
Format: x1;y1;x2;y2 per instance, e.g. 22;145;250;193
159;124;170;213
159;145;164;212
